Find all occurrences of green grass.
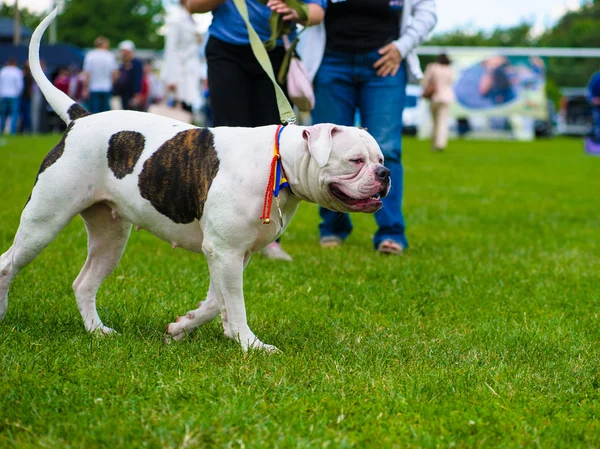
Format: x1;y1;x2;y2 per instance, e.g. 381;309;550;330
0;134;599;448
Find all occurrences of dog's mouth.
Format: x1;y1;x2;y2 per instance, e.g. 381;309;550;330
329;183;384;213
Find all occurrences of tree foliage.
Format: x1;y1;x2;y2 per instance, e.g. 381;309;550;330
57;0;165;49
537;0;600;87
429;23;535;48
0;5;43;31
427;2;600;90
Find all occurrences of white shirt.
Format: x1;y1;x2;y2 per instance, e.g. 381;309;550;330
83;48;118;92
0;65;24;98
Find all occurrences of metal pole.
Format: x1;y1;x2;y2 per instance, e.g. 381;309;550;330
49;0;57;44
13;0;21;45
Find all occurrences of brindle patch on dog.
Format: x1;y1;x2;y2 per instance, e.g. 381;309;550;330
138;129;220;224
25;121;75;207
107;131;146;179
67;103;90;121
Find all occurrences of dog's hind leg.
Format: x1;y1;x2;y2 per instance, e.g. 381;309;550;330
72;203;131;334
0;201;79;320
164;282;221;343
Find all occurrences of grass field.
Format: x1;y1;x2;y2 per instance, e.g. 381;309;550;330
0;134;599;448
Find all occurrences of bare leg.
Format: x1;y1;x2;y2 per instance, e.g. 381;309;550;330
72;203;131;334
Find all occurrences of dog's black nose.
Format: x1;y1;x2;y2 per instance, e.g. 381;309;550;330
375;165;390;181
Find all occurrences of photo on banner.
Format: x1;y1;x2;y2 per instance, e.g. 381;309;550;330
418;52;549;141
453;54;548;119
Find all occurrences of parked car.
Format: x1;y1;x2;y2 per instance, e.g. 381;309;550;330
534;100;557;138
403;84;423;135
556;88;592;136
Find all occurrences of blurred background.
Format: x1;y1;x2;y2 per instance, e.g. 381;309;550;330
1;0;599;139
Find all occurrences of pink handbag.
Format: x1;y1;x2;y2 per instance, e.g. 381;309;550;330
281;35;315;112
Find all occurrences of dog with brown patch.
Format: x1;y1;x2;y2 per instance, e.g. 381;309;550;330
0;10;390;352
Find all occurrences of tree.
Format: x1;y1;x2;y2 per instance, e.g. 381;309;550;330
538;0;600;87
426;4;600;92
428;23;535;48
0;5;43;31
57;0;165;49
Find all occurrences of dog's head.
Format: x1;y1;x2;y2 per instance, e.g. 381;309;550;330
301;124;390;213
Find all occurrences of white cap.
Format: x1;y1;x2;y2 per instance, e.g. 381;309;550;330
118;40;135;51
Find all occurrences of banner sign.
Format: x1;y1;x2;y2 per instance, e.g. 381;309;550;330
452;54;548;119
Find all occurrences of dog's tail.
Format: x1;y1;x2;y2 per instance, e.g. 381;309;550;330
29;8;89;124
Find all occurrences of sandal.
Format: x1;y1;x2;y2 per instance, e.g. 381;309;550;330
320;236;343;248
377;239;404;255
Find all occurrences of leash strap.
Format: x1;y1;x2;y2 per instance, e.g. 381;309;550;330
261;125;288;224
232;0;297;125
257;0;308;51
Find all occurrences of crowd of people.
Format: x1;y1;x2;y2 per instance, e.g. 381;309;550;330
0;38;167;135
1;0;443;260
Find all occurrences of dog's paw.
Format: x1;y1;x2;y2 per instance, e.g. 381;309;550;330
92;325;117;336
242;339;281;354
164;321;187;344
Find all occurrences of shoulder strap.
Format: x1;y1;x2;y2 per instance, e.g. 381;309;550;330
231;0;296;124
277;28;305;85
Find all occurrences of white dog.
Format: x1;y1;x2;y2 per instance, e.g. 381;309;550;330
0;10;390;352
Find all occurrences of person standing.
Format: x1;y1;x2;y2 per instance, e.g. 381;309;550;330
300;0;437;255
83;36;118;114
422;53;454;152
19;62;34;134
114;40;144;111
0;58;24;135
187;0;326;261
161;0;203;113
586;70;600;143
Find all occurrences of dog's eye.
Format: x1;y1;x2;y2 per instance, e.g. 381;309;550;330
378;158;383;164
350;158;365;164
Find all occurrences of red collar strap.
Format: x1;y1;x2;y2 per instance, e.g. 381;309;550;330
261;125;289;224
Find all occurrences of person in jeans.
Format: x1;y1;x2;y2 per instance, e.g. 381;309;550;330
0;58;24;135
422;54;454;152
114;40;144;111
83;36;118;114
300;0;437;255
19;62;34;134
586;70;600;143
187;0;326;261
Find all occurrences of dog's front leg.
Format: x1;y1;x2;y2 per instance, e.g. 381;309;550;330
204;243;278;353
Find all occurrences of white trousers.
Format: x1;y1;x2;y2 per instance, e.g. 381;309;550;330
430;102;451;149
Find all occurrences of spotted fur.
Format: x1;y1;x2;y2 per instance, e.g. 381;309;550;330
107;131;146;179
138;129;220;224
67;103;90;121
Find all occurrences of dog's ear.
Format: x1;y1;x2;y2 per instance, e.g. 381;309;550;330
302;124;340;168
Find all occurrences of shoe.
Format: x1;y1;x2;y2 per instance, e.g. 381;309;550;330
320;236;343;248
261;242;293;261
377;239;404;256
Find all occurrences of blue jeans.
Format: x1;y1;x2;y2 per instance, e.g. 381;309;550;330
89;91;111;114
0;97;20;135
312;50;408;249
20;98;32;133
591;106;600;143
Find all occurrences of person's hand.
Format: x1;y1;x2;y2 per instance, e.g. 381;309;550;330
374;43;402;77
593;97;600;106
167;83;177;92
267;0;301;22
82;88;89;101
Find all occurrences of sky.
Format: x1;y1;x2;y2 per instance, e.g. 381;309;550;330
7;0;584;35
